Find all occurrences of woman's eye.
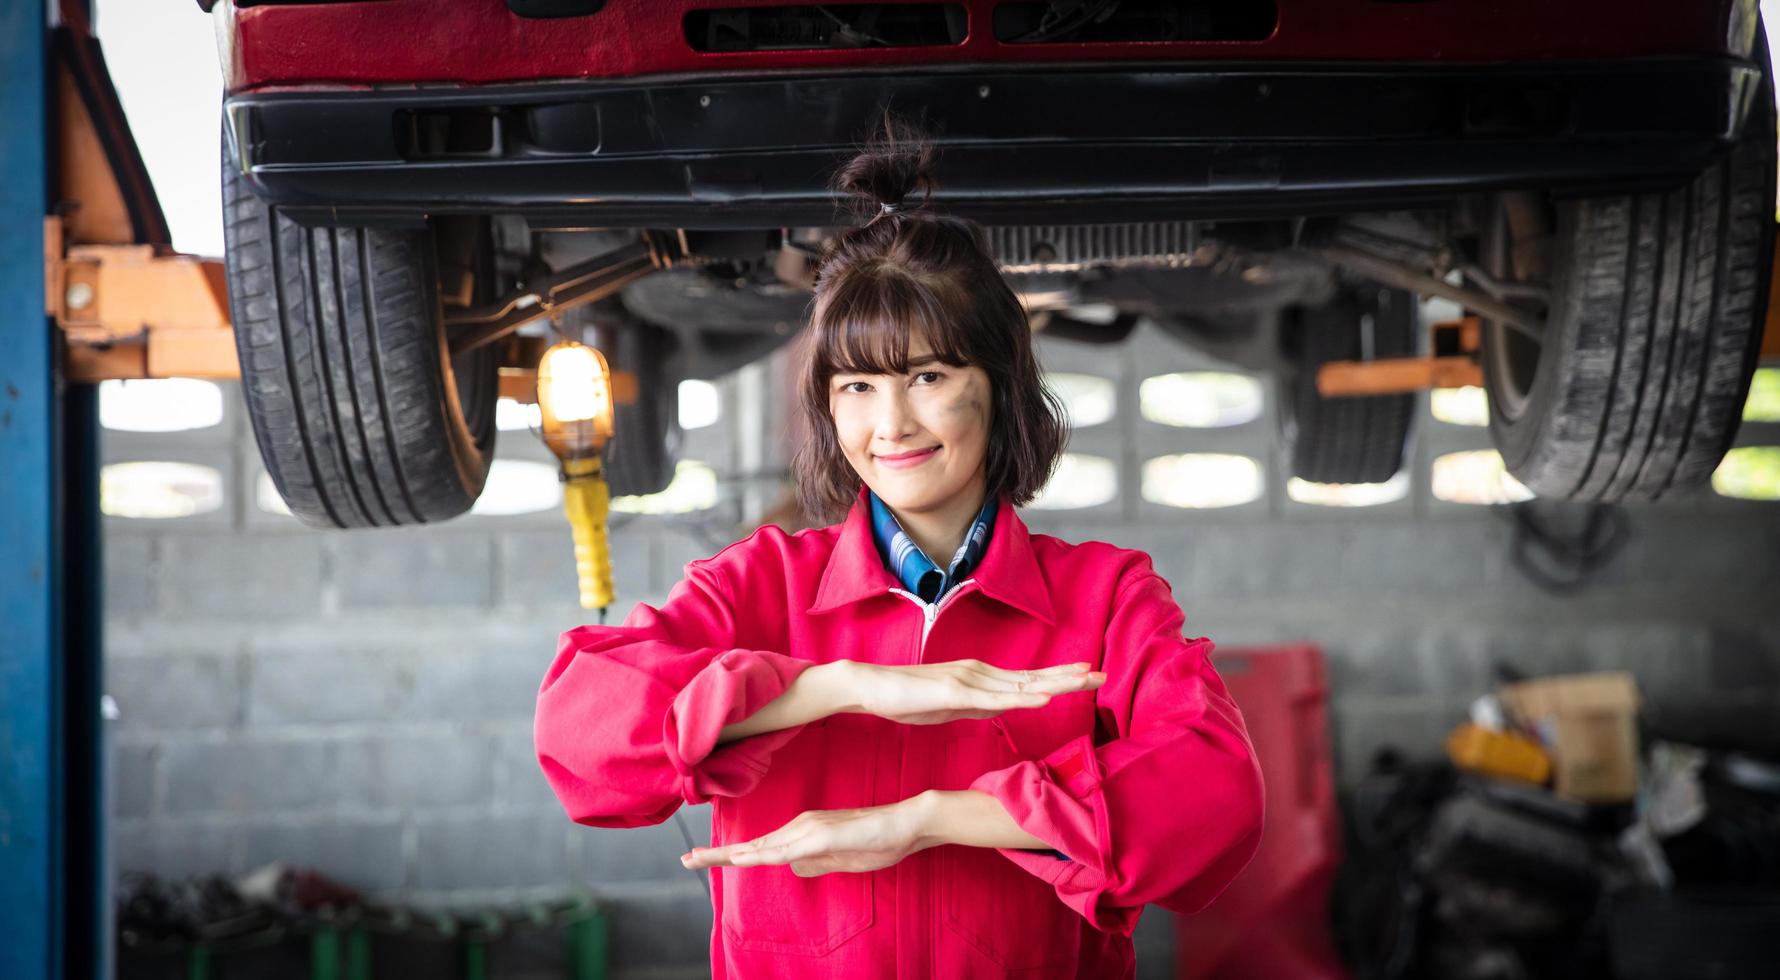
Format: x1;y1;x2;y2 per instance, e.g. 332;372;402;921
840;381;871;394
913;371;943;385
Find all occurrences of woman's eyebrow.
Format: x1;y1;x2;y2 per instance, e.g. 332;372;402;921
835;356;943;377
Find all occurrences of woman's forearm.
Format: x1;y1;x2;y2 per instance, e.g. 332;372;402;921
715;660;861;745
909;789;1055;851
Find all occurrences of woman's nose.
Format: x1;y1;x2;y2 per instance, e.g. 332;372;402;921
872;390;916;440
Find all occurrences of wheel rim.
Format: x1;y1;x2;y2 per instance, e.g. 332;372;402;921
1480;197;1548;424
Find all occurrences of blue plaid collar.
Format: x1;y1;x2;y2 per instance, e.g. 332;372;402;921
868;488;999;605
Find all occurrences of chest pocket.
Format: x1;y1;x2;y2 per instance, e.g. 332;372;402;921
715;716;876;957
936;693;1097;972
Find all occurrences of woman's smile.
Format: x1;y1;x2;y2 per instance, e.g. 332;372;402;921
876;446;940;469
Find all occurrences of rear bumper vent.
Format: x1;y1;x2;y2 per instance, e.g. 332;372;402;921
994;1;1276;44
685;4;967;52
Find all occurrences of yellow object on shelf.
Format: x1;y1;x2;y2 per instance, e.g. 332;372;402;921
1445;722;1553;787
561;455;614;611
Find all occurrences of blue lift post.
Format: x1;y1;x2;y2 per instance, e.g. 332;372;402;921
1;0;105;976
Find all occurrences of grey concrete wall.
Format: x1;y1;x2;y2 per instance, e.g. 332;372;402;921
103;322;1780;978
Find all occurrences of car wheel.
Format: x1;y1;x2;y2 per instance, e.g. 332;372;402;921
1279;283;1418;484
1478;30;1777;501
583;309;684;497
221;127;497;528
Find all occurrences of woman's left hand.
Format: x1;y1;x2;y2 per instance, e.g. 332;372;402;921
681;796;934;876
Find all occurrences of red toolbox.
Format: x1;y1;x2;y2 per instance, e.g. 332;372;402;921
1175;643;1347;980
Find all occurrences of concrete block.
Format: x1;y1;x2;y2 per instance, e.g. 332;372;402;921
1330;697;1459;783
1322;624;1433;698
1133;905;1178;980
247;629;553;727
1021;520;1161;555
245;649;413;728
1483;625;1593;680
1594;519;1780;588
494;727;568;815
336;734;497;810
1573;624;1711;700
114;820;239;879
573;814;707;885
109;654;242;732
1338;523;1496;596
1417;626;1499;698
334;529;495;608
405;645;554;725
105;534;157;618
603;886;715;971
411;814;573;890
242;819;406;891
159;533;324;620
162;739;335;815
1705;626;1780;693
653;526;726;594
498;528;652;610
113;744;157;819
1184;525;1348;601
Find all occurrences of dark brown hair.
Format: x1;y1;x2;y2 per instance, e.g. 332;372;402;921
791;113;1067;524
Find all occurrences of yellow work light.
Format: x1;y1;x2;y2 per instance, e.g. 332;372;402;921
536;340;617;614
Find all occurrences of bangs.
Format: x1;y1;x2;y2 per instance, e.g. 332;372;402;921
810;269;977;379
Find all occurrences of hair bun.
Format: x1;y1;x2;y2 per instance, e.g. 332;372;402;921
832;111;936;224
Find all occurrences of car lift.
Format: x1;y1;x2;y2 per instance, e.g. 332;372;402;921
5;2;111;977
8;5;658;967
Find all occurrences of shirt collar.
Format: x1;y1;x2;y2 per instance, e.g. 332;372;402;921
869;488;998;604
808;484;1056;624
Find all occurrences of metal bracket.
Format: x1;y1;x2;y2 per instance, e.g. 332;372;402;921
45;216;240;382
1317;315;1485;396
1316;243;1545;342
446;233;674;357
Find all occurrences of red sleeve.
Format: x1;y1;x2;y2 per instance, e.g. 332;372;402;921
533;556;819;828
965;561;1265;934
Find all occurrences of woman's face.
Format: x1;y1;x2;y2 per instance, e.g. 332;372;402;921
828;334;992;515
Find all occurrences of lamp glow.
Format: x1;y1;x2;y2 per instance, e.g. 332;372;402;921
535;339;619;613
537;341;616;459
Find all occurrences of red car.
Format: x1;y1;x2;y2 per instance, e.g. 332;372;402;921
203;0;1776;527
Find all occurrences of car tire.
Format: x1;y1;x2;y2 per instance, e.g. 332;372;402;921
1279;283;1419;484
1478;30;1777;501
585;311;684;497
221;129;497;528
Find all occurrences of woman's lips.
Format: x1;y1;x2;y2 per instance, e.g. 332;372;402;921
876;447;940;469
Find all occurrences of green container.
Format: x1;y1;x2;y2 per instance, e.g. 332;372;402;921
344;906;463;980
482;895;608;980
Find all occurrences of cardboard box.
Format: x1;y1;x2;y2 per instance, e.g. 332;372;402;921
1497;672;1641;803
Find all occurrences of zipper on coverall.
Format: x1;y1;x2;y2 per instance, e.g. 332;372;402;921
884;576;977;971
887;577;976;658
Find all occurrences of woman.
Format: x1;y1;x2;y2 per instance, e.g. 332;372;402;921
534;118;1264;979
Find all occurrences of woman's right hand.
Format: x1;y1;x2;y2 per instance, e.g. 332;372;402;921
846;660;1106;726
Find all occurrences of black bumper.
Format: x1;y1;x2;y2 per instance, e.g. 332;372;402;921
226;59;1764;228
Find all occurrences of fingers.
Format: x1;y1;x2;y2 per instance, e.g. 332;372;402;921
684;822;826;870
683;816;802;869
987;662;1100;682
966;662;1107;694
683;835;799;869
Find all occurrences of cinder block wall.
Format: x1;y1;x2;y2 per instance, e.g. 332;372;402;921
104;323;1780;978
